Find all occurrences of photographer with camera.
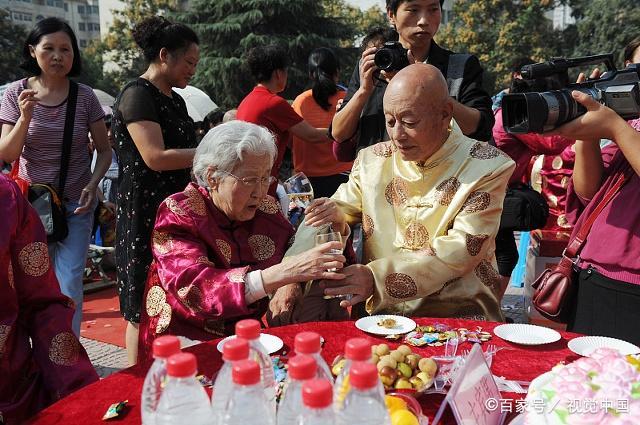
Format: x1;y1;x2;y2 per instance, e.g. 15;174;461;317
330;0;493;161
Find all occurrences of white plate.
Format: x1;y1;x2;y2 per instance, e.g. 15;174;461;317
568;336;640;357
494;323;561;345
355;315;416;336
216;333;284;354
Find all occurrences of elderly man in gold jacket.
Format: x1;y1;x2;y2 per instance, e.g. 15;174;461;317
307;64;515;321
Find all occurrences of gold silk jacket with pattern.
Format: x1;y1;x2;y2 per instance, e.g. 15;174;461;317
332;124;515;321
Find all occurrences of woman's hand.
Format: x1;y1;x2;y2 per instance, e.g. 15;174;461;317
74;184;97;214
18;90;39;122
548;91;623;141
268;283;302;325
304;198;347;234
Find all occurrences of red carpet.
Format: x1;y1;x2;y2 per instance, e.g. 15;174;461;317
80;286;126;347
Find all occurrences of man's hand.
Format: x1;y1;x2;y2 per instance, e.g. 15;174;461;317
320;264;374;309
359;47;379;94
268;283;301;325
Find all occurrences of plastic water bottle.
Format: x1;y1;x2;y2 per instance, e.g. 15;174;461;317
336;363;390;425
277;355;317;425
298;379;335;425
221;359;276;425
211;337;250;425
334;338;372;411
141;335;181;425
235;319;276;411
294;332;334;383
155;353;211;425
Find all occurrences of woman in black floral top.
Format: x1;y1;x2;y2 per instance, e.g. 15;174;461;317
112;16;199;365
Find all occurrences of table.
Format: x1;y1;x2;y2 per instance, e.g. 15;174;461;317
28;318;581;424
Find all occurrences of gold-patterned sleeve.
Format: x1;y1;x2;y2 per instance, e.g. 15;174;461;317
331;150;364;226
367;159;515;312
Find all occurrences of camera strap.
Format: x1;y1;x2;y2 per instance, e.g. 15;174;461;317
446;53;471;98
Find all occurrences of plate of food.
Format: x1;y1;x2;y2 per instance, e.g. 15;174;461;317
216;333;284;354
355;315;417;336
494;323;561;345
568;336;640;357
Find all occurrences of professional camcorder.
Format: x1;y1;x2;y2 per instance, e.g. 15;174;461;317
502;54;640;133
374;41;409;72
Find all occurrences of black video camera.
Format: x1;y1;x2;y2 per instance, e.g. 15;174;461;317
502;54;640;133
374;41;410;72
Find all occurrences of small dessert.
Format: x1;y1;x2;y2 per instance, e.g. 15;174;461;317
377;317;398;329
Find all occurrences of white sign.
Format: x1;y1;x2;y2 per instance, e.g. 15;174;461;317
432;344;505;425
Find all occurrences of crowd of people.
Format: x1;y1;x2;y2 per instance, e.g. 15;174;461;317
1;0;639;422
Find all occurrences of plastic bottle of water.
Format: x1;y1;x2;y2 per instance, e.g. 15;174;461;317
294;332;334;383
298;379;335;425
141;335;181;425
334;338;372;411
277;354;317;425
155;353;212;425
221;359;276;425
235;319;276;411
336;363;390;425
211;337;249;425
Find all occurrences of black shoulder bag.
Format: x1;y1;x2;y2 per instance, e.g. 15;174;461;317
28;81;79;243
500;183;550;231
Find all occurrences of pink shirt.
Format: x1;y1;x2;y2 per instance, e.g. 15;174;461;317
0;79;105;202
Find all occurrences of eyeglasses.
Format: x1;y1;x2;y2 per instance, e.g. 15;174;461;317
219;171;276;187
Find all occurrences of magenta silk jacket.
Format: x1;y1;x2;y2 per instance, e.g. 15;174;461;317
0;175;98;424
138;184;294;361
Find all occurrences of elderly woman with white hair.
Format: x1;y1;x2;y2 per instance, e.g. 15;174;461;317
138;121;346;360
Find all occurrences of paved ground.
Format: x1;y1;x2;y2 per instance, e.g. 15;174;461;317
81;285;527;379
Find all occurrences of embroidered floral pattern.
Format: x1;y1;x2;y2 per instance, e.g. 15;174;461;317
0;325;10;358
177;285;203;313
156;303;172;334
18;242;49;277
165;198;187;216
466;234;489;256
258;195;280;214
372;141;395;157
384;178;409;206
557;214;571;228
432;277;461;296
385;273;418;299
362;214;375;239
226;269;246;283
183;185;207;216
470;142;500;160
49;332;80;366
461;191;491;213
287;234;295;247
475;260;500;288
434;177;460;206
196;256;215;267
7;261;14;289
249;235;276;261
216;239;232;264
152;231;173;255
146;286;167;317
405;222;429;250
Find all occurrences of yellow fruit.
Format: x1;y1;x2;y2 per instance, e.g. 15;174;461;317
390;409;419;425
397;344;413;356
385;395;408;413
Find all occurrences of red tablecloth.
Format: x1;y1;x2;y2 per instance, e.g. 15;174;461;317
28;318;581;424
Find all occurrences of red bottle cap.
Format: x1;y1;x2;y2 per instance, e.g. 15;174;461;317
235;319;261;340
152;335;181;359
232;359;261;386
345;338;371;361
288;355;317;380
166;352;197;378
302;379;333;408
223;337;249;362
349;362;379;390
295;332;321;354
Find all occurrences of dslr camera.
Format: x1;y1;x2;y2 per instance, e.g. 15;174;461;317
502;54;640;133
374;41;410;72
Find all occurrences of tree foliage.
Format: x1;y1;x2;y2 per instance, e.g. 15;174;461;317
0;10;27;84
178;0;378;109
437;0;561;93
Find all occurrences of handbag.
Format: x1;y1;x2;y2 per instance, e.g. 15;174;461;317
10;81;78;243
531;168;630;322
500;184;549;231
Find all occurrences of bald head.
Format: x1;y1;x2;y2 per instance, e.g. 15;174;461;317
382;64;453;163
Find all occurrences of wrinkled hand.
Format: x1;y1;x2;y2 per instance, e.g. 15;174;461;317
75;185;96;214
304;198;346;233
268;283;301;324
18;89;39;122
320;264;374;309
282;241;346;283
547;91;621;141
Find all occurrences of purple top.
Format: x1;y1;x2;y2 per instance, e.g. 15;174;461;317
566;119;640;284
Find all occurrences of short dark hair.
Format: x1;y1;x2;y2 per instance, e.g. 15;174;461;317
246;45;288;83
133;16;199;63
20;17;82;77
510;57;535;74
386;0;444;14
360;27;399;53
623;37;640;63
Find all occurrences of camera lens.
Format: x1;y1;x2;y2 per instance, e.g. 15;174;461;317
374;49;394;71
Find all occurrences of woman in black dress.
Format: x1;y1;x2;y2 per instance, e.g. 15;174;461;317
112;16;199;364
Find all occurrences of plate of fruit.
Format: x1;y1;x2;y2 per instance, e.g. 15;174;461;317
372;343;439;394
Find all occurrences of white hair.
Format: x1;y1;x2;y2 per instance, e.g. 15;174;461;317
193;120;277;187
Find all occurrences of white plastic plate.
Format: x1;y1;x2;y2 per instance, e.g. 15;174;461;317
568;336;640;357
216;333;284;354
355;315;417;336
493;323;561;345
